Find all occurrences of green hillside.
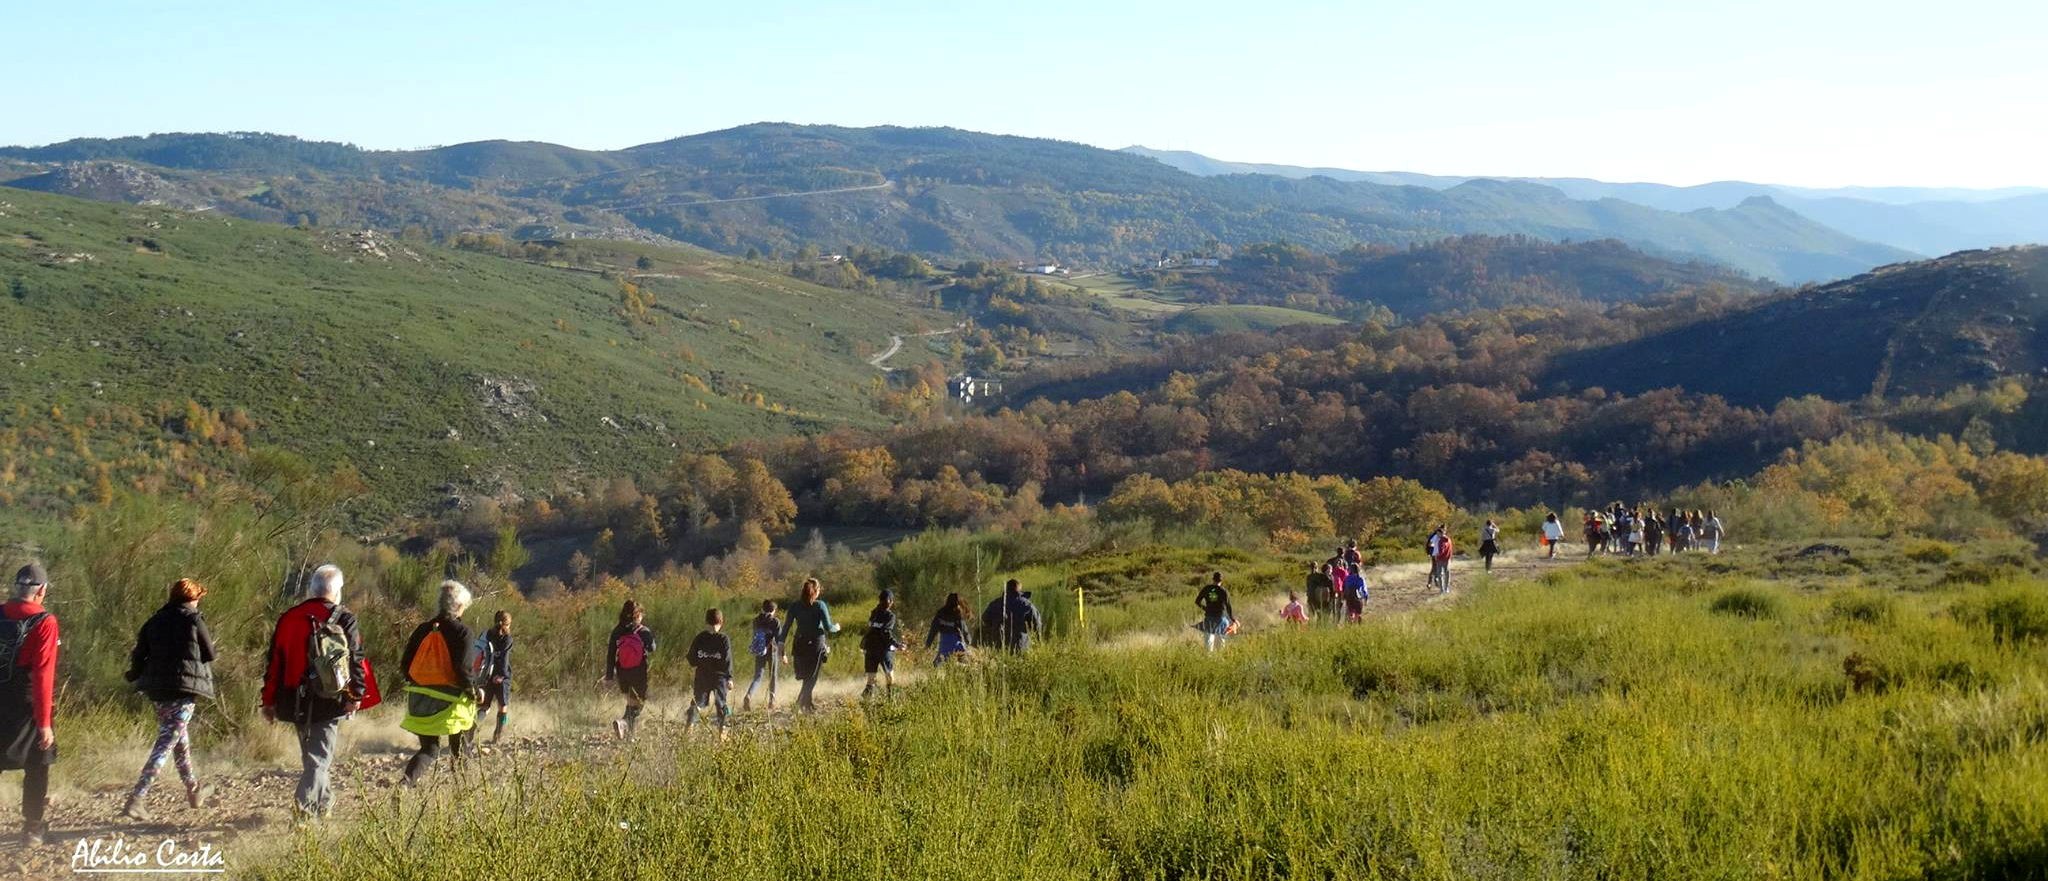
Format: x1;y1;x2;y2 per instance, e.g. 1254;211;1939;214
1161;304;1345;334
3;125;1914;283
1547;246;2048;406
0;188;938;521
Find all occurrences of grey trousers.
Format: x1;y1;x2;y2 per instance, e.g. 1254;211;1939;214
295;717;341;815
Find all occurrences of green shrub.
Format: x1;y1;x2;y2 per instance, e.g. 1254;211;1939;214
1903;539;1958;564
1709;587;1783;619
1828;591;1898;626
1953;587;2048;644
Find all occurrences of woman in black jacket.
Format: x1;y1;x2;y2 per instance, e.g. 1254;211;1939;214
121;578;216;820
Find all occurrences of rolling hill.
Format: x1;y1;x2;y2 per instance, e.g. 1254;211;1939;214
0;187;941;521
1545;246;2048;406
2;125;1913;283
1126;146;2048;259
1153;236;1773;318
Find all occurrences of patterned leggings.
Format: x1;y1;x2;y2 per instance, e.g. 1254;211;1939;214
131;699;198;799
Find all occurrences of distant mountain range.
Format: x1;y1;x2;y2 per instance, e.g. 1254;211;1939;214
1123;147;2048;259
1;125;1915;283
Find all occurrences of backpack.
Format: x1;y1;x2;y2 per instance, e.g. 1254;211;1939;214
0;612;50;685
982;599;1005;632
304;610;353;701
1199;587;1226;616
406;622;461;688
1345;572;1367;600
749;619;775;657
616;628;648;670
471;633;496;679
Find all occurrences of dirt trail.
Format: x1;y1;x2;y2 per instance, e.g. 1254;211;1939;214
1107;549;1571;652
3;670;914;878
7;552;1570;876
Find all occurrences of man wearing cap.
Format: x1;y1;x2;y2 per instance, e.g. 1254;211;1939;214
3;563;60;847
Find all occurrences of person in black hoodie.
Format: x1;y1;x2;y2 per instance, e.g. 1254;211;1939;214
603;600;657;739
478;611;513;744
861;590;905;699
121;578;216;821
685;608;733;734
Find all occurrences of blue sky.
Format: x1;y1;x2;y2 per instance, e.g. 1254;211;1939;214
7;0;2044;187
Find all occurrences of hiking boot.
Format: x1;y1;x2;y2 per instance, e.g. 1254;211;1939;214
742;695;751;712
22;820;47;847
186;783;213;809
122;794;154;822
613;719;627;740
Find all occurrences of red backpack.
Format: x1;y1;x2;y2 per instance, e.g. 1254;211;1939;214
616;628;647;670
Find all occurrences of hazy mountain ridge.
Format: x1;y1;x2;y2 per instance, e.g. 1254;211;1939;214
5;125;1910;282
1124;146;2048;258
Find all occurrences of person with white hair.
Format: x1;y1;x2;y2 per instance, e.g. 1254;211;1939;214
3;563;60;847
260;564;371;821
398;580;484;785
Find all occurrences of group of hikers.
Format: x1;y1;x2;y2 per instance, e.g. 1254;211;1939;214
1580;506;1725;557
0;562;1051;844
0;508;1726;844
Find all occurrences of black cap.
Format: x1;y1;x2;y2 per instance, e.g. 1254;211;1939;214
15;563;48;589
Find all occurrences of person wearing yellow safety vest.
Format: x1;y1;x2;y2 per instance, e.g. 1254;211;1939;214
398;581;483;786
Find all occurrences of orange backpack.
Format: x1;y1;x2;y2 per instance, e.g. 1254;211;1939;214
407;622;460;688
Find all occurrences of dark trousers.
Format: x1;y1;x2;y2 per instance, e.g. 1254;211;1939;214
403;730;469;783
12;764;47;830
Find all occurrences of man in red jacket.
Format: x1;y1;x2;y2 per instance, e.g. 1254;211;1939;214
3;563;59;847
261;564;370;820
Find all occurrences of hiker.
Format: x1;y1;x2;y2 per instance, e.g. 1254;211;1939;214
261;564;372;821
743;600;781;711
1643;513;1664;557
398;580;482;785
1306;562;1333;622
1626;512;1645;557
121;578;216;821
3;564;59;846
861;590;905;699
1541;513;1565;560
1583;511;1602;557
603;599;657;739
1281;591;1309;630
983;580;1042;653
782;578;838;714
1428;525;1454;594
1342;539;1363;571
1675;516;1696;554
924;592;973;665
1703;510;1725;554
684;608;733;734
478;611;513;744
1194;572;1235;652
1343;565;1369;623
1480;519;1502;570
1670;509;1686;554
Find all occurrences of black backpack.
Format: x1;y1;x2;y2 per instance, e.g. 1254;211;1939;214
0;612;50;685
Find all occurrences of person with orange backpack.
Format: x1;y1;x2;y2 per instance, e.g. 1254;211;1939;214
603;600;658;738
398;581;483;786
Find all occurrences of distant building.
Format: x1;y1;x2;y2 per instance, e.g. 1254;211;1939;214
1187;257;1221;267
950;373;1003;404
1016;261;1066;276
